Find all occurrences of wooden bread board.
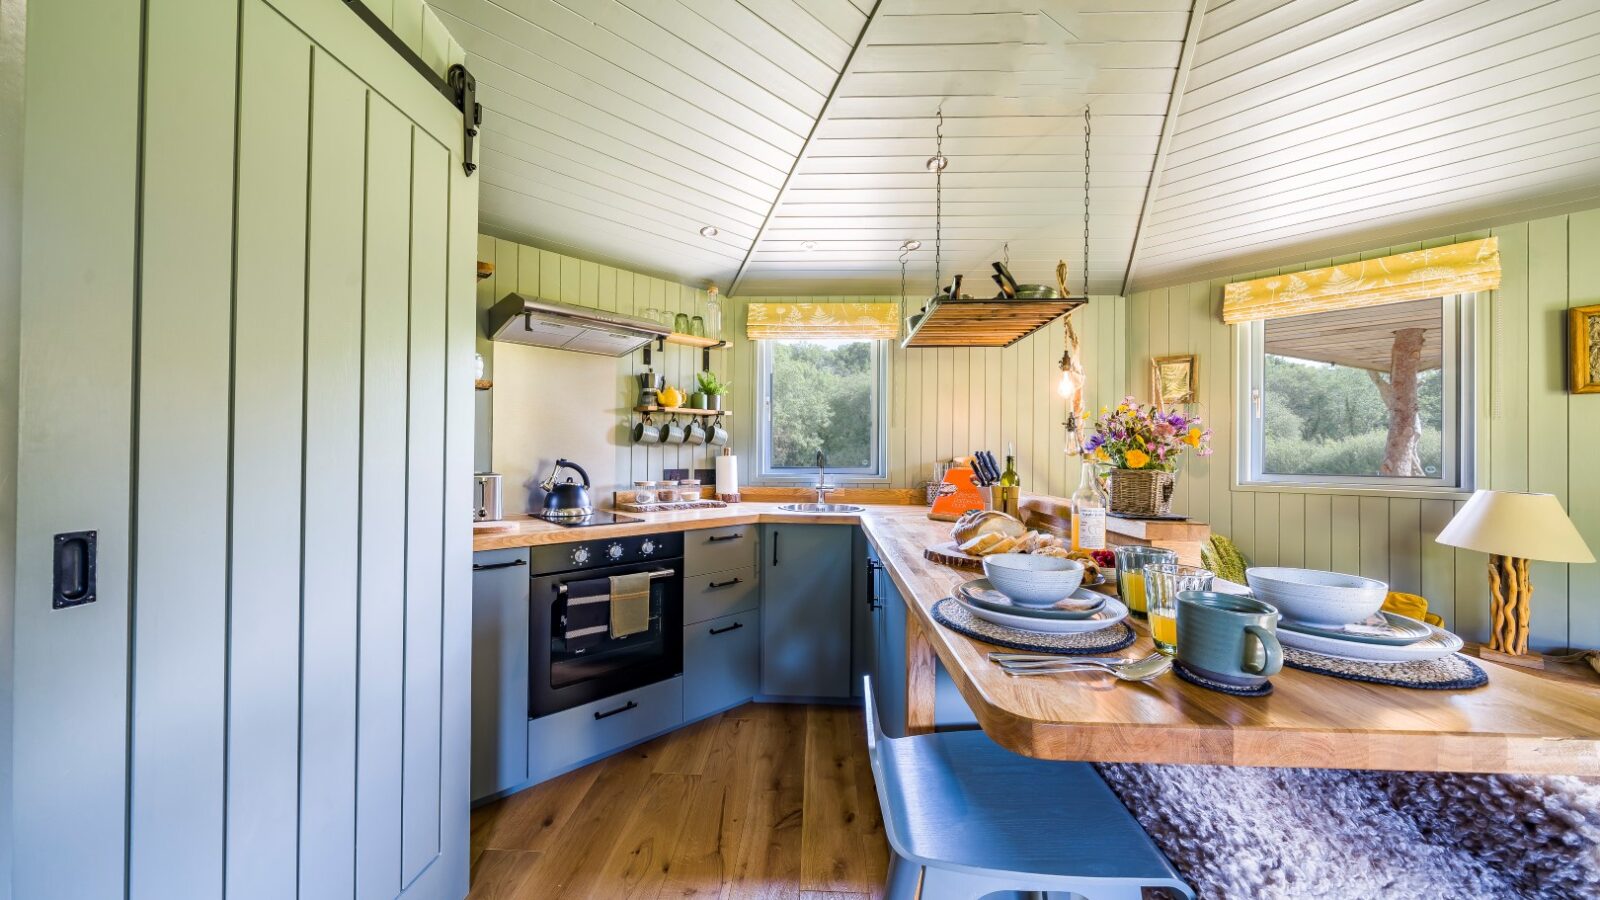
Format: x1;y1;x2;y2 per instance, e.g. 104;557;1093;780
923;541;1114;591
473;520;519;533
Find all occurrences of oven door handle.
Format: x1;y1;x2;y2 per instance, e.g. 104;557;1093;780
556;568;676;595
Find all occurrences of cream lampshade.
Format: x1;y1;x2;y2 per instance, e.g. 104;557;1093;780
1436;490;1594;661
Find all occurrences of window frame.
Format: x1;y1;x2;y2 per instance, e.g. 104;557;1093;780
1233;293;1476;496
755;338;889;481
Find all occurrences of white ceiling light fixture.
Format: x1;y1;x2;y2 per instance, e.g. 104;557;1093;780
699;225;719;238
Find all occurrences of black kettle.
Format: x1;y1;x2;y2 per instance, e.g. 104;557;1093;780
539;458;593;519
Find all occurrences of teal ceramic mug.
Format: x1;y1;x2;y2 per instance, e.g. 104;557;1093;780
1175;591;1283;687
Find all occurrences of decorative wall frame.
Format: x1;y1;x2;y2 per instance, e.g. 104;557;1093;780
1152;354;1199;408
1570;304;1600;394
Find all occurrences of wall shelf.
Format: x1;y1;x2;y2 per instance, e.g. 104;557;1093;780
902;296;1087;348
633;405;731;417
662;332;725;349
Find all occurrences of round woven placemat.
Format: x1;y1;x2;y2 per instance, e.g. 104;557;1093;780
1283;647;1487;690
1173;660;1273;696
931;598;1136;654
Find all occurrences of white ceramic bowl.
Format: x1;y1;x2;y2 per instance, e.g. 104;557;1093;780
981;554;1085;607
1244;567;1387;627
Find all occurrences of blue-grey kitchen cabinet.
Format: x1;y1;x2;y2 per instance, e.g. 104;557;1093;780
471;549;531;802
867;543;908;738
760;524;854;698
684;609;761;721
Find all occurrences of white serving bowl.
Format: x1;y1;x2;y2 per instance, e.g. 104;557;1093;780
1244;567;1387;627
981;554;1085;607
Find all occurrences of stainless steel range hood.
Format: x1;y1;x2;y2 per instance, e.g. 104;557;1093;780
486;293;671;357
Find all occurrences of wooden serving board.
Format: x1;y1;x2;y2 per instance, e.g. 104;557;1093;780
922;541;1113;589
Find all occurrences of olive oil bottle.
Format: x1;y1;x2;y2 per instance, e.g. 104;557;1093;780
997;444;1021;517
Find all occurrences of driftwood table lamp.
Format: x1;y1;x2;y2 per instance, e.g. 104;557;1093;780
1436;490;1594;668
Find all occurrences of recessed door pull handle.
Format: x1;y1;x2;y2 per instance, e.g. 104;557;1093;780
708;577;742;589
709;622;744;635
594;700;638;720
707;533;742;542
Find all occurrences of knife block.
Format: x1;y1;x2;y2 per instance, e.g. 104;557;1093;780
929;466;988;522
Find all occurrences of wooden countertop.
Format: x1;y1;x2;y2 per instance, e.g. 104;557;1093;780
476;501;1600;775
859;509;1600;776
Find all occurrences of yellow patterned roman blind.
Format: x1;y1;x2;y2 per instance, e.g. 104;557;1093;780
1221;237;1501;325
744;301;901;340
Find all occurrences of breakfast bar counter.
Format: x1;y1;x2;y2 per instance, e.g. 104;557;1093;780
858;508;1600;777
476;501;1600;776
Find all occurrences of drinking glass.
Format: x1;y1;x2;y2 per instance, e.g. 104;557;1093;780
1112;545;1178;618
673;312;691;334
690;315;706;337
1142;563;1214;656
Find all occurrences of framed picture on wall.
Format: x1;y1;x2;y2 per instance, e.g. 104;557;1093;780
1152;354;1199;408
1570;304;1600;394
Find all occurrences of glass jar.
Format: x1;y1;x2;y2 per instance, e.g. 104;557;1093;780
632;480;658;505
657;480;680;502
673;312;691;334
690;315;706;337
704;295;723;339
678;478;701;500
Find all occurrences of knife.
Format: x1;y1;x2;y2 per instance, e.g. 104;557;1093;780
972;451;991;485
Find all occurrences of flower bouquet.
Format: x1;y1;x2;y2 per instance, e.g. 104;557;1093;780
1085;398;1212;516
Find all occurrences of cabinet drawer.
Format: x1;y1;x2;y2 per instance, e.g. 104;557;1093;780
526;676;683;785
684;611;760;722
685;525;756;576
684;565;758;624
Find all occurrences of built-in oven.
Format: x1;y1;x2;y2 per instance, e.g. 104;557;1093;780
528;532;684;719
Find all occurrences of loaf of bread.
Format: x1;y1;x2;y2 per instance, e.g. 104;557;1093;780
950;509;1026;544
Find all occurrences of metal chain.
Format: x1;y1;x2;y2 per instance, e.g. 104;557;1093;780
1082;104;1091;296
899;244;910;307
933;108;944;294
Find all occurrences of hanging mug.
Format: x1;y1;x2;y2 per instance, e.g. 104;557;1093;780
685;419;707;445
661;416;686;444
707;415;729;447
632;415;663;444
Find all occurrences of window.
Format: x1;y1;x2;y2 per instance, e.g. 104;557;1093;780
1237;295;1474;492
757;339;887;478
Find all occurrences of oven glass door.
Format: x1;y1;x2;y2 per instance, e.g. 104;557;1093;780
530;560;683;718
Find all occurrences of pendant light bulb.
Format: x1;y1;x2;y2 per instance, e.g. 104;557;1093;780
1057;366;1084;400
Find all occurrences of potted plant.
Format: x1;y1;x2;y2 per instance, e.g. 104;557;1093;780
691;370;731;411
1084;397;1211;517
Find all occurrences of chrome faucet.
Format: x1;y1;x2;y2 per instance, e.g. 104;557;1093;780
814;450;835;506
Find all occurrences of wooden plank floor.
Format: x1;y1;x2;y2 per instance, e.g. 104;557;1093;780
469;703;889;899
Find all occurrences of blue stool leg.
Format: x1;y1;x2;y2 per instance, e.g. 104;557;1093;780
885;852;922;899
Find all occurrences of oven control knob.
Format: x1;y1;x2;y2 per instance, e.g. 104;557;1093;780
606;542;625;561
571;546;591;566
640;538;657;556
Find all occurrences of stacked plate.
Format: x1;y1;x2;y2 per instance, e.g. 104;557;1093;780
953;578;1128;635
1245;567;1464;663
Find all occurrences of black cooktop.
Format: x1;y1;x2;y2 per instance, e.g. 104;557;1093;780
540;511;642;528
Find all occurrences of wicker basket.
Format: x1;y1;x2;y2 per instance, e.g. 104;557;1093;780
1109;468;1176;517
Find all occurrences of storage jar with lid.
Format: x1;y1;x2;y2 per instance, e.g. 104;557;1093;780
632;480;658;505
657;480;680;502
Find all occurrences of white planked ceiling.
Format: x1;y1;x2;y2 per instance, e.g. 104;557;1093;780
435;0;1600;297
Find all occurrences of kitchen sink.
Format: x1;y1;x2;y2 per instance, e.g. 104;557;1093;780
776;503;865;514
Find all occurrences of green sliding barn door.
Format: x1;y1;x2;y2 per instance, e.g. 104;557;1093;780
14;1;476;898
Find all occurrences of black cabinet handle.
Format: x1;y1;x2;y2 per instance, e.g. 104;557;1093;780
472;558;527;572
593;700;638;720
707;577;742;589
866;559;884;572
707;532;742;543
772;531;780;566
709;622;744;636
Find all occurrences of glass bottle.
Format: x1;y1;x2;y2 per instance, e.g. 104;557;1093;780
1071;460;1108;552
997;444;1021;518
704;294;723;339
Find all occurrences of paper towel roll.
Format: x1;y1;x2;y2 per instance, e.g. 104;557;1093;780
715;451;739;499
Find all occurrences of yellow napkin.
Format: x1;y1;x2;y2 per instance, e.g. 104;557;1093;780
1382;591;1444;628
609;572;652;638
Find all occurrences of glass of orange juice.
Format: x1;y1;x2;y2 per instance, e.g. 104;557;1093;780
1112;546;1177;617
1142;563;1214;656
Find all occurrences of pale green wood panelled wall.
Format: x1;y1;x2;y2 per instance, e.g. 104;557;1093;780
1126;210;1600;653
477;234;1127;498
15;1;474;898
0;0;24;896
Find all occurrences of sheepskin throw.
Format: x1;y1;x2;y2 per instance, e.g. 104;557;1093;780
1096;764;1600;899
